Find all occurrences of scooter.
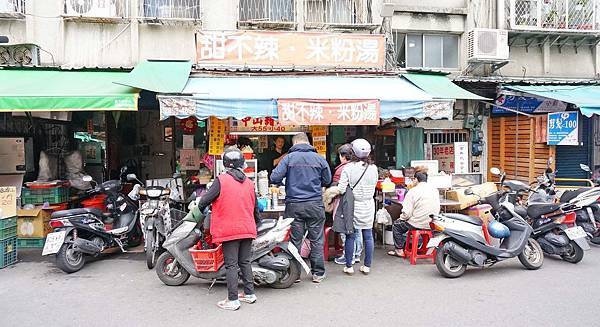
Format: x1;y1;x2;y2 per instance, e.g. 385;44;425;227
42;175;142;273
427;167;544;278
155;205;310;289
564;164;600;244
521;160;590;263
127;173;185;269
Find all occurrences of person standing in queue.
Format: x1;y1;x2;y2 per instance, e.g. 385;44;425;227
270;132;332;283
263;136;287;174
196;147;261;311
337;139;378;275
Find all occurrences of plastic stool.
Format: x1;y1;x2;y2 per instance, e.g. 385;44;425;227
403;229;435;265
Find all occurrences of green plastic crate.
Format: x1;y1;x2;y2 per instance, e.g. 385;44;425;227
17;237;45;248
0;237;17;268
0;216;17;229
0;225;17;240
21;187;69;205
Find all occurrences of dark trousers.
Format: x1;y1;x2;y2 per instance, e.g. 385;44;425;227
392;220;416;250
222;238;254;301
285;200;326;277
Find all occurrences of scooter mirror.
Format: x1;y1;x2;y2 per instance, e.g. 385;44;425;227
464;188;474;196
547;157;554;166
490;167;501;176
126;173;137;181
580;164;591;172
82;175;93;182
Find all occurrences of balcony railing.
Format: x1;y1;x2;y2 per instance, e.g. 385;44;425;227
0;0;25;18
238;0;297;29
63;0;131;22
140;0;202;21
507;0;600;32
304;0;373;28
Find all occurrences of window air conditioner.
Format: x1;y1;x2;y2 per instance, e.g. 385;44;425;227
467;28;509;62
65;0;117;17
0;44;40;66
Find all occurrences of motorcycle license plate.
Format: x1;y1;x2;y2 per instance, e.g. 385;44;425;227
427;235;445;248
42;231;67;256
564;226;587;240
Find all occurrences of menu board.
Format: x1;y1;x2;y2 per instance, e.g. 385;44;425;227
0;186;17;219
208;116;226;155
311;126;328;157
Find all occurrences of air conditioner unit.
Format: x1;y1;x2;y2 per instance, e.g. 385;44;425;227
0;44;40;66
65;0;117;17
468;28;509;62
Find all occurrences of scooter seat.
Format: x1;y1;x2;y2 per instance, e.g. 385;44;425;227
559;188;590;203
106;226;128;235
51;208;103;219
527;203;560;219
257;219;277;234
444;213;483;226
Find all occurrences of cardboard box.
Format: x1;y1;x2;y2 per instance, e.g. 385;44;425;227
445;182;498;210
17;207;53;238
462;204;493;225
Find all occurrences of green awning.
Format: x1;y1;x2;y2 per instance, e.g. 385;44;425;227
114;60;192;93
504;85;600;117
404;73;490;101
0;70;138;112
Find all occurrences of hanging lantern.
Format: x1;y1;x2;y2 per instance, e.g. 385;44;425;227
179;117;198;134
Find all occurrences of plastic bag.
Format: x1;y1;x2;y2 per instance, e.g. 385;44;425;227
64;151;91;190
37;151;58;181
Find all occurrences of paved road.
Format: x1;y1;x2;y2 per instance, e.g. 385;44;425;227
1;246;597;327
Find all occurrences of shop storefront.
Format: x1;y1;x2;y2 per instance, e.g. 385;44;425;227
490;85;600;182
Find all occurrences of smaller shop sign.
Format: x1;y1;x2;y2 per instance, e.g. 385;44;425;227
547;112;579;146
432;143;469;174
494;94;567;115
277;99;380;126
179;149;201;171
208;116;226;155
230;117;307;133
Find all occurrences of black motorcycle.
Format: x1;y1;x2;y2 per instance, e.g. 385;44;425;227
42;175;142;273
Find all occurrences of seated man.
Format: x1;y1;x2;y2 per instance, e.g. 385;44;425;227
387;171;440;257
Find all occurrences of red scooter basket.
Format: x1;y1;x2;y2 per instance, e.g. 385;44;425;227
189;243;224;272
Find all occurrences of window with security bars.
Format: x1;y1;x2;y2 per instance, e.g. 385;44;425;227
508;0;598;31
425;130;469;145
141;0;202;20
0;0;25;15
304;0;371;25
239;0;295;23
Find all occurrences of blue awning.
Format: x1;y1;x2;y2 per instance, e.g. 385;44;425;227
159;76;438;120
504;85;600;117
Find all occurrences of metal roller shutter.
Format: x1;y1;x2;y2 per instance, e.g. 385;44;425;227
556;116;591;179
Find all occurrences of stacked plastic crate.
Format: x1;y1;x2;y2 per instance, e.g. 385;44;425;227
0;187;18;269
18;184;69;249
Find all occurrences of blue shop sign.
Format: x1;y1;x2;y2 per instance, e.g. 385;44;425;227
493;94;567;114
547;112;579;146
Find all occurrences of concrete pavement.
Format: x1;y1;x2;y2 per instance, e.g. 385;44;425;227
0;246;597;327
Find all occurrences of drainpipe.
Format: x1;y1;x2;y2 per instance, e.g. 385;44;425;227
497;0;506;30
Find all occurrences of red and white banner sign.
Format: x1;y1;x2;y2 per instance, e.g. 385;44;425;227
277;99;380;126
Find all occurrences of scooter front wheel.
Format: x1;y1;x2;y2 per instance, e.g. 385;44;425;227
156;251;190;286
518;238;544;270
270;261;301;289
435;243;467;278
145;230;157;270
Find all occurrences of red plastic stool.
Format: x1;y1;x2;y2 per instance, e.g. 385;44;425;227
403;229;435;265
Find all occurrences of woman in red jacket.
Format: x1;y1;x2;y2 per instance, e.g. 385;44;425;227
196;147;261;311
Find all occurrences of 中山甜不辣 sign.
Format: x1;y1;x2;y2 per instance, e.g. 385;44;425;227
196;30;385;70
277;99;380;126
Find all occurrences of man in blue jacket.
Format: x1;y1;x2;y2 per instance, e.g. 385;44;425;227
271;132;332;283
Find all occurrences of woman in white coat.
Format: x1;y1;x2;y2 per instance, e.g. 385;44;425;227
337;139;378;275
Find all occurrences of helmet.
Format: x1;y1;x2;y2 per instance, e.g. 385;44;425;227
488;220;510;239
222;147;245;169
351;139;371;159
338;143;353;157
